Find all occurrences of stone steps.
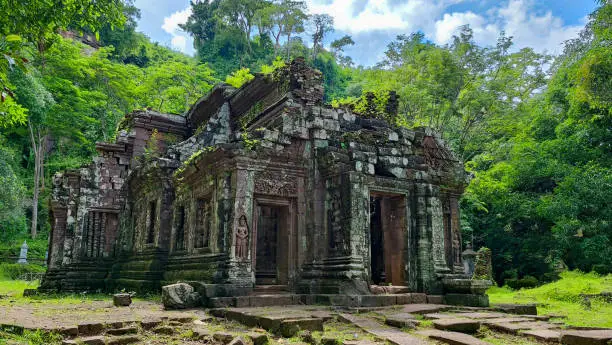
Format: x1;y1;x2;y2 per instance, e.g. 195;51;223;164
62;335;140;345
207;294;445;308
338;313;429;345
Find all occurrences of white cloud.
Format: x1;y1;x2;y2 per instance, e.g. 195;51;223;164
162;7;192;53
496;0;582;53
306;0;453;34
432;0;583;53
434;11;498;45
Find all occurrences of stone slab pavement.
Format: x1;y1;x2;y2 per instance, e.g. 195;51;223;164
338;313;430;345
416;329;492;345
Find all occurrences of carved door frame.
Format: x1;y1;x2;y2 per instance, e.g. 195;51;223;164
368;191;408;286
251;196;296;286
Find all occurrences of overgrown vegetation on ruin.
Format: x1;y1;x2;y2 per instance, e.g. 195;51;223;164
0;0;610;288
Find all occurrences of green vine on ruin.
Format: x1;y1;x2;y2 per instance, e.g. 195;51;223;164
173;146;218;180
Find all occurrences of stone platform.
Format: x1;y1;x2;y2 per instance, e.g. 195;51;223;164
209;304;612;345
206;293;469;308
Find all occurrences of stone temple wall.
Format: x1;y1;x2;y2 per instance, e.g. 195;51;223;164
42;59;470;300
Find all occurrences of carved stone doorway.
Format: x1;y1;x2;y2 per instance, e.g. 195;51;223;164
369;193;407;286
253;198;294;286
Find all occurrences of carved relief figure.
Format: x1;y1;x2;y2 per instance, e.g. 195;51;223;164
235;215;249;260
452;229;462;265
195;199;212;248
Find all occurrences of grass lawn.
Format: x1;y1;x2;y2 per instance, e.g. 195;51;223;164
487;271;612;328
0;278;39;296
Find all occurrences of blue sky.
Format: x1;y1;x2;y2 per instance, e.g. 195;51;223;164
133;0;598;66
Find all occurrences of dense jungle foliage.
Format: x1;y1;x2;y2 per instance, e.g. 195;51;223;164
0;0;610;285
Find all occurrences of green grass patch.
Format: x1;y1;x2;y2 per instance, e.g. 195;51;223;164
0;329;63;345
487;270;612;327
0;263;46;280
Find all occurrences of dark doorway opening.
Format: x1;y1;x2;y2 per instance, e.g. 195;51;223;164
255;205;283;285
369;193;407;286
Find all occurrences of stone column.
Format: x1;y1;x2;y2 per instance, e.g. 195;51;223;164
48;203;67;268
415;183;449;293
226;168;254;286
450;196;463;272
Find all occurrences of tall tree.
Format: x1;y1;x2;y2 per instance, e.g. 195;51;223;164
310;14;333;60
218;0;268;54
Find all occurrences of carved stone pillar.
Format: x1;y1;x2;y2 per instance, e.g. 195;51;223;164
48;203;67;269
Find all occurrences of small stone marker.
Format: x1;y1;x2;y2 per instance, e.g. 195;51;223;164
17;241;28;264
113;293;132;307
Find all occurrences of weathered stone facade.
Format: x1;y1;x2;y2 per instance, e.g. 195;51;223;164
42;59;482;304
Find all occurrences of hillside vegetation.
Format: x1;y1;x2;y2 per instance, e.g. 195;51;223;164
488;271;612;327
0;0;610;286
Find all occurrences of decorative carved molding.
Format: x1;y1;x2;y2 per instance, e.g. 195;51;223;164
254;170;297;196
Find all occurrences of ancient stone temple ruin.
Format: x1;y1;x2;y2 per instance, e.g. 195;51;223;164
41;59;490;306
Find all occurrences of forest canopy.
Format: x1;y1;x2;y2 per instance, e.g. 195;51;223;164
0;0;610;285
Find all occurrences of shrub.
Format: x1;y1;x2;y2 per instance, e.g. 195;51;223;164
506;275;539;290
592;264;610;275
0;263;46;280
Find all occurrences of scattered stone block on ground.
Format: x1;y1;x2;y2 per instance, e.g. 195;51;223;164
321;336;343;345
151;325;175;335
416;329;491;345
402;304;452;314
139;319;162;330
106;335;140;345
161;283;201;309
521;329;561;343
248;332;269;345
486;321;556;335
482;317;534;324
433;319;481;333
279;318;324;337
452;312;506;319
229;336;246;345
74;336;105;345
112;293;132;307
106;326;137;336
423;313;457;320
385;316;417;329
214;331;236;344
77;322;104;336
560;330;612;345
338;313;428;345
492;304;537;315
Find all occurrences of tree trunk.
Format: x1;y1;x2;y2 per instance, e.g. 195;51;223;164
28;123;41;239
286;32;292;59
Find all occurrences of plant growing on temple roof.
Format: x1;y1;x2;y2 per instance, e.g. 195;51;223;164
143;129;161;161
225;68;255;88
260;56;286;75
241;131;260;150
